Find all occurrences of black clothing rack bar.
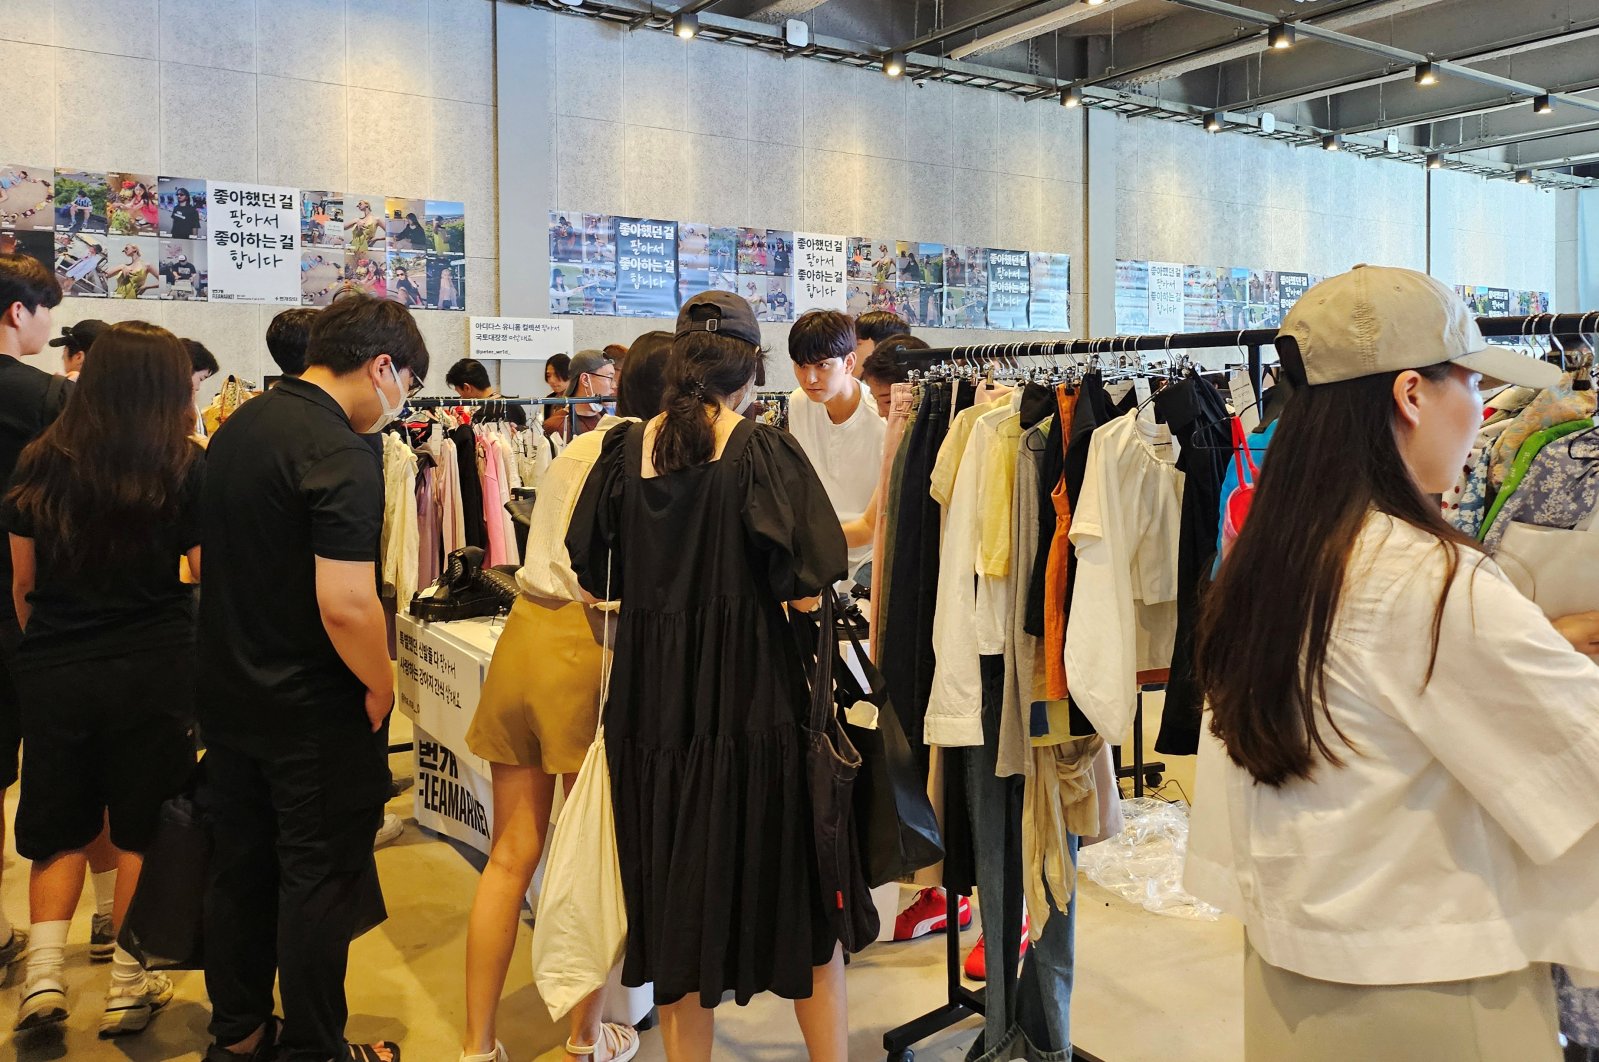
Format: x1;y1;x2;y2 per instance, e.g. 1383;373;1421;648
409;395;596;407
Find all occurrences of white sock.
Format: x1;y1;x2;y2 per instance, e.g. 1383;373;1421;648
92;870;117;919
26;920;69;982
111;944;144;986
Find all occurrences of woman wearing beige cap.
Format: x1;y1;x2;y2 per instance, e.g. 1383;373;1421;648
1186;265;1599;1059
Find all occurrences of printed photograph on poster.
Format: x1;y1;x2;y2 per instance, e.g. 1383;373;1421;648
677;223;737;302
425;200;465;255
1147;262;1184;333
793;233;847;315
847;280;899;318
388;250;428;306
427;255;466;311
1218;267;1249;304
102;237;162;300
549;211;583;264
582;214;613;264
158;178;206;241
744;276;793;322
387;198;429;251
303;191;345;249
943;245;987;290
1115;260;1150;334
1182;266;1219;332
54;233;109;296
987;249;1030;330
345;251;387;298
736;229;793;276
1520;291;1552;314
54;170;108;235
301;251;343;306
1217;301;1250;329
898;280;942;327
0;165;55;231
614;216;679;318
159;240;206;301
549;263;583;314
0;230;53;274
943;286;988;330
1028;252;1070;332
104;172;159;236
896;241;943;286
342;196;387;255
208;182;301;306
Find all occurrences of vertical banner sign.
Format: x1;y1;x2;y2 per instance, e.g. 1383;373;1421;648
1276;272;1311;316
207;181;299;305
1487;288;1511;316
613;217;679;318
793;232;847;313
1027;252;1071;332
1115;260;1150;334
986;248;1030;330
1147;262;1184;333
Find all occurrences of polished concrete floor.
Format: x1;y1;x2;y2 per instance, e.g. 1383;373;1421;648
0;703;1242;1062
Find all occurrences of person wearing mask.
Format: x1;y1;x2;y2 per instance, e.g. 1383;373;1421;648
266;307;318;380
859;334;923;418
787;310;884;583
7;322;204;1037
564;350;616;438
543;354;571;437
49;318;106;381
458;330;673;1062
851;309;908;376
445;358;527;429
567;292;849;1061
1187;266;1598;1059
0;254;70;977
198;294;427;1062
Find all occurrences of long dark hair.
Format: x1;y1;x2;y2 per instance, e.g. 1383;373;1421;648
8;321;198;576
1194;360;1476;787
651;326;761;475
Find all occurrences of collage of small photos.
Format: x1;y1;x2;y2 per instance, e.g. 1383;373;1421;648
300;192;466;311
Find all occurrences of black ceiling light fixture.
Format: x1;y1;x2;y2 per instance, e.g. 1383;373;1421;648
883;50;906;77
1533;94;1554;114
1060;84;1084;108
1414;62;1439;86
1322;133;1343;151
1427;153;1444;169
1268;23;1294;50
671;11;699;38
1203;111;1223;132
1516;170;1533;184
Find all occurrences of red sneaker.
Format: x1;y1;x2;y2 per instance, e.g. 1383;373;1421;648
893;887;974;941
963;916;1031;981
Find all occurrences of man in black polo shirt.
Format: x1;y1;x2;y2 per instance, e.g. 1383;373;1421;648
198;294;425;1062
0;254;69;973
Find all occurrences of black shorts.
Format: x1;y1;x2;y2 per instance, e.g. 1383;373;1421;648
14;644;197;860
0;612;21;789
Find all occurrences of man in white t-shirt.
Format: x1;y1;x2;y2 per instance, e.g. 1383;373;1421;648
787;310;885;581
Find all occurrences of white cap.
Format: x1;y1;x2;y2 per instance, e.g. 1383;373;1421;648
1278;265;1560;390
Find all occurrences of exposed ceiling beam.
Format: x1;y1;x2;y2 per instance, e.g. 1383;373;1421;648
738;0;832;21
892;0;1061;55
949;0;1142;61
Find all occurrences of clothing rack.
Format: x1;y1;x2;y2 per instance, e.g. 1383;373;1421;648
408;395;609;442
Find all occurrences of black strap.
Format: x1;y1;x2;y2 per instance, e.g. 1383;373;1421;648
40;373;68;433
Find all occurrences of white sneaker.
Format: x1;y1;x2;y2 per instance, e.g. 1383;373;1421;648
15;972;67;1031
374;813;405;850
99;970;173;1037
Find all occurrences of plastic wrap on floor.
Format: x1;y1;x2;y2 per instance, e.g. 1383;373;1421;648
1078;797;1221;921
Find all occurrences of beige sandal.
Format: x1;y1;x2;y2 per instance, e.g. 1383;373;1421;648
458;1043;507;1062
566;1023;639;1062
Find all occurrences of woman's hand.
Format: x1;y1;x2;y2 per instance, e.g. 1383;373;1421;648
1553;611;1599;654
790;596;822;614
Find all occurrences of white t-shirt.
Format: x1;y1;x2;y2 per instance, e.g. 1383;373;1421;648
1186;513;1599;986
787;378;885;576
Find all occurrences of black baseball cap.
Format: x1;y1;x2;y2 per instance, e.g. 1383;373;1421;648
675;291;761;348
49;319;108;352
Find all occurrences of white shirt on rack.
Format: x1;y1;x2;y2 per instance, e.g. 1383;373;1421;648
788;378;885;576
1186;512;1599;986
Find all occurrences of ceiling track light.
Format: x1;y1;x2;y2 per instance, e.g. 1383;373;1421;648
1268;23;1295;50
1516;170;1533;184
1203;111;1223;133
1426;153;1444;170
1533;94;1554;114
1322;134;1343;151
1059;84;1084;108
1085;0;1107;5
1414;62;1438;87
671;11;699;38
882;50;906;77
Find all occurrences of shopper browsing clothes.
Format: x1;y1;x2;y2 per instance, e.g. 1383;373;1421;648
567;292;850;1062
198;294;427;1062
1187;266;1599;1060
564;349;617;437
458;330;672;1062
851;309;909;373
7;322;204;1037
49;318;106;380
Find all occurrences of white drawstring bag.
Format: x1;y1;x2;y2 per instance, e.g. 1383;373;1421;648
531;562;627;1019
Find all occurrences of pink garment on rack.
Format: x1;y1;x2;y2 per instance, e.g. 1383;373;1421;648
416;465;440;590
493;436;520;566
480;435;508;566
439;439;466;556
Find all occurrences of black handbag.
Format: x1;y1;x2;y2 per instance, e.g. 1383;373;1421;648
118;761;209;970
794;592;880;955
833;607;945;888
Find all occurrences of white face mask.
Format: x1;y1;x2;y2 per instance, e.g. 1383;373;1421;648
364;362;406;434
733;383;755;415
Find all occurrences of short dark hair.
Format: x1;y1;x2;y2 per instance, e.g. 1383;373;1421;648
446;357;492;391
546;353;571;380
306;293;430;382
862;334;926;385
0;252;62;317
184;339;220;377
266;307;318;377
617;331;673;420
788;310;856;366
855;310;909;344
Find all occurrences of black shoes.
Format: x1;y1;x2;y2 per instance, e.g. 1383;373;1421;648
410;547;521;622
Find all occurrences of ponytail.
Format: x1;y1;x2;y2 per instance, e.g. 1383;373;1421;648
652;330;761;475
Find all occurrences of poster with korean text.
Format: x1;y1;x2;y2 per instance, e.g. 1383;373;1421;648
1028;252;1070;332
207;181;299;305
1146;261;1184;333
1276;272;1311;318
792;232;847;314
613;217;678;318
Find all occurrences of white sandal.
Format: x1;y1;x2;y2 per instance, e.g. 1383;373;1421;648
566;1023;640;1062
459;1043;508;1062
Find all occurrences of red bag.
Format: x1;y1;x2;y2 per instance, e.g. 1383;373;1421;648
1220;416;1259;558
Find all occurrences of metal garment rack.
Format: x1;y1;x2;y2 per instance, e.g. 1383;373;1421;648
408;395;608;442
879;311;1598;1062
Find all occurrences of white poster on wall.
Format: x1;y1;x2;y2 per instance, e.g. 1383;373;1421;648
469;316;574;362
207;181;300;305
1147;261;1184;334
792;232;848;313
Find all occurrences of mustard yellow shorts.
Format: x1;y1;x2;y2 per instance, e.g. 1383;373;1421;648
466;597;602;775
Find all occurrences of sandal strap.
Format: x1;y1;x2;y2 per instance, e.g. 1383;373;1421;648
564;1039;597;1057
347;1042;401;1062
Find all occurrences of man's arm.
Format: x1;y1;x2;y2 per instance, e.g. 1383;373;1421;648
315;556;392;732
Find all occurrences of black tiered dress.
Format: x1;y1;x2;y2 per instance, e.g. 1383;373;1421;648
567;418;848;1008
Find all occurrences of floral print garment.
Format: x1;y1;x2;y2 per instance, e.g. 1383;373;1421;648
1481;423;1599;553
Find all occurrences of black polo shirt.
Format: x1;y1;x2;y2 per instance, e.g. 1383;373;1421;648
0;358;71;608
198;377;383;755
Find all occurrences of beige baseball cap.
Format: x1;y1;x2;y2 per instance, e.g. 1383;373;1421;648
1278;265;1560;389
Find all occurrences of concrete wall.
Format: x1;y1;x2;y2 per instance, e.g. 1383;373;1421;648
0;0;499;401
1429;169;1559;296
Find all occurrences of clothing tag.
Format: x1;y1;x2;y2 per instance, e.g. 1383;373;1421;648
1133;376;1152;407
1230;370;1260;433
845;700;880;730
1106;380;1134;403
